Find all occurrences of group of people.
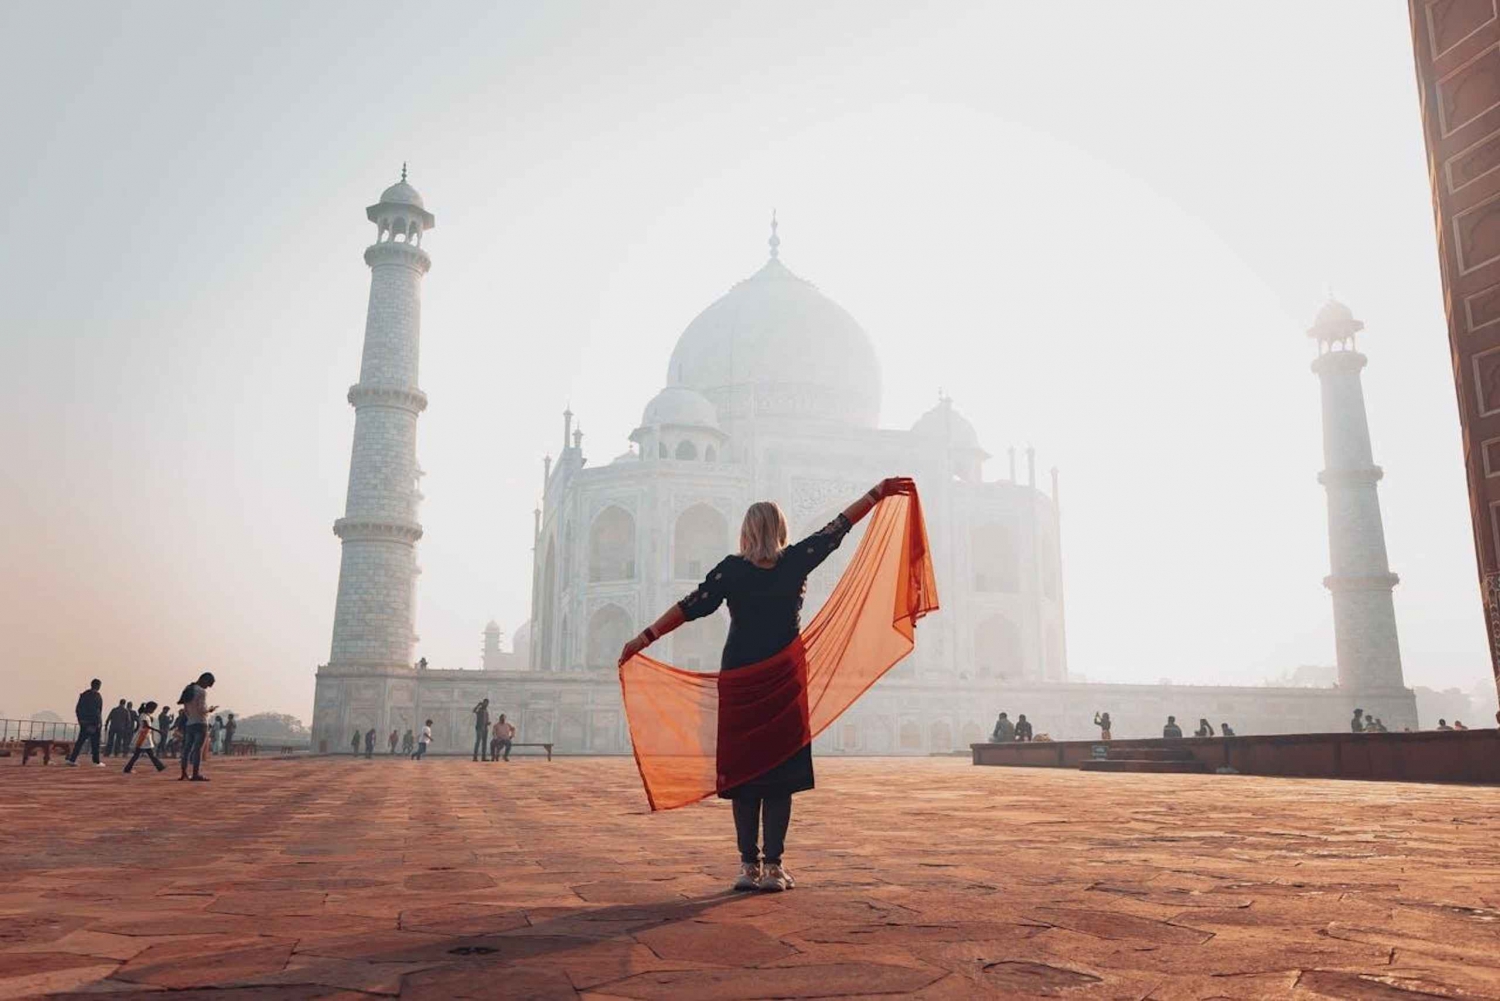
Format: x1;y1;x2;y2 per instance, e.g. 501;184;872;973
988;711;1035;742
471;698;516;761
67;672;221;780
345;702;517;762
1160;716;1235;738
1349;709;1394;732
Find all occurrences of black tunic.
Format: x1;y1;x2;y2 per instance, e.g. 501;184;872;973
678;513;853;799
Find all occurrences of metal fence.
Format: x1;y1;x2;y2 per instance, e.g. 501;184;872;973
0;719;80;743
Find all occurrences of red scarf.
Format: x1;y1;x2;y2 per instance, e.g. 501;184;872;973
619;489;938;810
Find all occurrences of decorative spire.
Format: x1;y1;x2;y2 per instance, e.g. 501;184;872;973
768;210;780;260
401;161;408;183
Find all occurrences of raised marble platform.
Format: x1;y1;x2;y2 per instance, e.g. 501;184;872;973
972;728;1500;783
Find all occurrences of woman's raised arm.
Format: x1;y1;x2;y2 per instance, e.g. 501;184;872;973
842;477;915;526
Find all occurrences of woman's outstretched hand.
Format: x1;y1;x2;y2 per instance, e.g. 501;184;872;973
877;476;917;498
619;633;650;665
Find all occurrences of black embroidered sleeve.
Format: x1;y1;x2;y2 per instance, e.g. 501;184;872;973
677;558;731;621
783;512;853;577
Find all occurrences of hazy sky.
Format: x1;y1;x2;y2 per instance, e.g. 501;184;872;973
3;1;1493;720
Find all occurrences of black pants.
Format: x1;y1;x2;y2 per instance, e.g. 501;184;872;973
68;726;101;764
473;728;488;761
181;723;207;776
124;746;165;772
732;794;792;865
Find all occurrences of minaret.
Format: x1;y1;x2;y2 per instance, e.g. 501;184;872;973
326;168;435;676
1309;299;1407;700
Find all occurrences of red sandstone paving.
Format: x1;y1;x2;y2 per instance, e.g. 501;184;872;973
3;758;1500;998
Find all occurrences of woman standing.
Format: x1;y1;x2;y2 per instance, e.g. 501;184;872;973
620;477;910;893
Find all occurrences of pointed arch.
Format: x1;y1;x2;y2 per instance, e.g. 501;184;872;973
589;506;636;582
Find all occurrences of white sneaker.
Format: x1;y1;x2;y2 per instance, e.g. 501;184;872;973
758;863;794;892
93;762;106;768
732;862;761;892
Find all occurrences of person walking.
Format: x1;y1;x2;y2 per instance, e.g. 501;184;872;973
401;729;414;755
364;728;376;759
104;699;128;757
123;701;167;773
620;477;912;893
493;714;515;762
412;720;433;760
388;729;399;755
67;679;105;767
351;730;361;755
178;672;217;781
472;698;491;761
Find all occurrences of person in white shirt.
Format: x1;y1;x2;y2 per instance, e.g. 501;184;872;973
491;714;516;762
412;719;434;760
178;672;217;781
123;700;166;773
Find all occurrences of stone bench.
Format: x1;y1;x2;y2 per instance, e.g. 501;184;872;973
509;742;553;761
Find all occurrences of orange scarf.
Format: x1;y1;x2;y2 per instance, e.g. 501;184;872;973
619;489;938;810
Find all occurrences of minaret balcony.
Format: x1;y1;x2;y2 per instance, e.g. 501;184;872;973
1323;572;1400;592
1317;466;1383;486
363;241;431;273
333;517;423;544
347;383;428;413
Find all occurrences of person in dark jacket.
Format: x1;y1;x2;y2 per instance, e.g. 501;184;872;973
364;728;376;759
1014;714;1034;741
67;679;105;766
1162;715;1184;738
104;699;129;757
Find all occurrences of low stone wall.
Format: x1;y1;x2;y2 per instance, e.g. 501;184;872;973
971;728;1500;784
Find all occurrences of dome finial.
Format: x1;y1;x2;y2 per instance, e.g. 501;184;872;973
401;161;408;183
768;209;780;260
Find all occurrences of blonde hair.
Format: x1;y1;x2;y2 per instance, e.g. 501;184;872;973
739;501;789;565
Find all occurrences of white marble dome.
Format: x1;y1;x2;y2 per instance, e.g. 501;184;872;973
379;179;425;209
641;385;719;429
666;251;882;428
911;398;982;451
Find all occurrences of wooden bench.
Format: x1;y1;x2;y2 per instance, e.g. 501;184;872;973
21;740;72;765
508;742;553;761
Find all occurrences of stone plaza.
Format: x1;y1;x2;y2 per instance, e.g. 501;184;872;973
2;755;1498;999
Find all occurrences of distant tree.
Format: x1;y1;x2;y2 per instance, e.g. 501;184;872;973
31;710;64;723
234;713;309;740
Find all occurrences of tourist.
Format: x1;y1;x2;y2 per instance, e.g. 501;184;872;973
210;714;225;754
388;728;398;754
1221;722;1236;736
1351;708;1366;733
619;477;913;893
364;727;376;759
104;699;129;757
158;705;173;755
990;711;1015;742
1195;718;1215;738
1436;718;1453;731
493;713;515;762
1454;719;1468;730
1014;714;1034;742
222;712;236;756
178;672;217;782
401;729;415;755
472;698;491;761
413;719;433;759
128;702;139;743
1162;715;1183;739
67;678;105;767
1093;711;1112;741
123;701;166;774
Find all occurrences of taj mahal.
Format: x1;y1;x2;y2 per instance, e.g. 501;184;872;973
311;171;1418;754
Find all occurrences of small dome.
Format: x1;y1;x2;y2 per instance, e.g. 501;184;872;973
1307;297;1363;342
484;619;500;632
911;397;982;450
641;385;720;429
379;179;424;209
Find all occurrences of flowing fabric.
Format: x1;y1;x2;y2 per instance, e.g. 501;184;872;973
619;490;939;811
